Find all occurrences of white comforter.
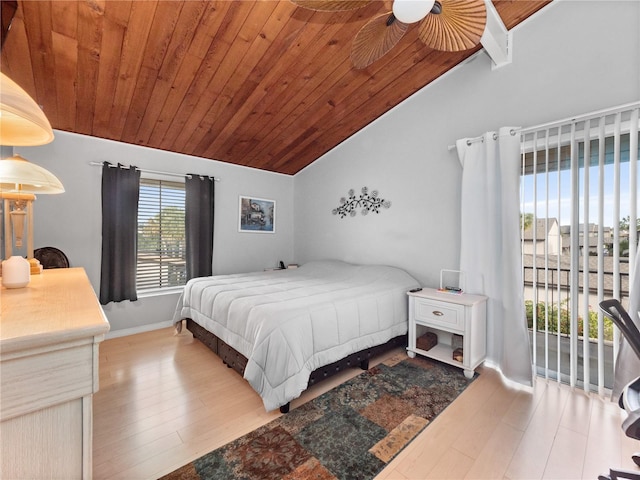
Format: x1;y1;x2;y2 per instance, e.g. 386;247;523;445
172;260;420;411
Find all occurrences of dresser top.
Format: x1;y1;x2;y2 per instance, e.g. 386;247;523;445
1;267;110;353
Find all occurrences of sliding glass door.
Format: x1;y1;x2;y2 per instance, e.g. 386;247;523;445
520;105;639;395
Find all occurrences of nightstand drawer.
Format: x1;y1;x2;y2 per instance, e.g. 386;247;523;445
414;299;464;332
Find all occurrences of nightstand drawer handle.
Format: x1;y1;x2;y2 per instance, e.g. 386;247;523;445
432;310;444;316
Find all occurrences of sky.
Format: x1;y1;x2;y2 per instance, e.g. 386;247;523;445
521;148;638;230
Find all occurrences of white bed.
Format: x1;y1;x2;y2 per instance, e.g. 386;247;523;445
172;260;420;411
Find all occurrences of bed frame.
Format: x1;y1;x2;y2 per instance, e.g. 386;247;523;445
185;318;407;413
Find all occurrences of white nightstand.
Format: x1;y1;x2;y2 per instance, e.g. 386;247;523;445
407;288;487;379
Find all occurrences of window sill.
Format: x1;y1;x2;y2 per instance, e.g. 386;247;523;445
137;286;184;299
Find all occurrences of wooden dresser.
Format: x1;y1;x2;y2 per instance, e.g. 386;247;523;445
0;267;110;479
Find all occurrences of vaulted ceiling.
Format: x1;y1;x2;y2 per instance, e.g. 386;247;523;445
0;0;550;175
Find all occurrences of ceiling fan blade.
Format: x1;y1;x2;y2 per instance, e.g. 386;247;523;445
351;13;408;69
418;0;486;52
290;0;372;12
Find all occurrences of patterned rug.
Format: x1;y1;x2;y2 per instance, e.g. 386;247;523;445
160;354;476;480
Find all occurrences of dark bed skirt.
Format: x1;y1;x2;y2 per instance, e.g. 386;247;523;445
185;318;407;413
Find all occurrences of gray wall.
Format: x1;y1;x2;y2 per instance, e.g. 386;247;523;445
293;0;640;287
19;131;294;333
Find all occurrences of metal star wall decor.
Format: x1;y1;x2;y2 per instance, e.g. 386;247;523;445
332;187;391;218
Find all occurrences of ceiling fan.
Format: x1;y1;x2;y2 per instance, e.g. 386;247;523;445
290;0;487;69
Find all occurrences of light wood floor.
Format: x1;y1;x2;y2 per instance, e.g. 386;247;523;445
94;326;639;479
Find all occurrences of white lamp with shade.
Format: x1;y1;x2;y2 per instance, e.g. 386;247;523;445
0;72;63;287
0;72;55;146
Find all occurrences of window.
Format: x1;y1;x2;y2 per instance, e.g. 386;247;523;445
520;107;639;394
137;178;186;292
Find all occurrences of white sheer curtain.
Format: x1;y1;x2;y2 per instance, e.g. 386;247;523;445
456;127;533;386
612;244;640;399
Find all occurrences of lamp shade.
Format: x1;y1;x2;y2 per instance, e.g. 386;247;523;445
0;72;54;146
0;154;64;194
392;0;435;24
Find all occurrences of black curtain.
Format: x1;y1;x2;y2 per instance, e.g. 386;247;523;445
99;162;140;305
185;174;215;280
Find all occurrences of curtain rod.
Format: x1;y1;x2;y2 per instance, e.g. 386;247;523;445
88;161;220;181
448;101;640;153
521;101;640;134
447;128;518;151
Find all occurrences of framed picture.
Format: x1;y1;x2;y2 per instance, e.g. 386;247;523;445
238;196;276;233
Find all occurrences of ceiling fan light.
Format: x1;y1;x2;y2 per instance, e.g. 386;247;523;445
392;0;435;24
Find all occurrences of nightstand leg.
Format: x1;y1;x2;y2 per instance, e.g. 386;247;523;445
464;369;474;379
407;349;416;358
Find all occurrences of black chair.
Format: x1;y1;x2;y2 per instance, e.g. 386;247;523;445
598;299;640;480
34;246;70;269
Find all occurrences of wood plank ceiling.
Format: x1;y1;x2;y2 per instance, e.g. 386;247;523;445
0;0;550;175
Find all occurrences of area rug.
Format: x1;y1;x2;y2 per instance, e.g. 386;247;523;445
160;354;476;480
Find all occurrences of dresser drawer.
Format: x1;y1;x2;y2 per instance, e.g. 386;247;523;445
0;341;95;421
414;298;464;332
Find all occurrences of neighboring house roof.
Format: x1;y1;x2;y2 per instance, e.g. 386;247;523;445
522;253;631;296
524;219;621;244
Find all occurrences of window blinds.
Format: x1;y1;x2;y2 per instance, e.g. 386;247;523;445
520;102;639;395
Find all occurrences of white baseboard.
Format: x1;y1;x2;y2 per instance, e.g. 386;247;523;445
106;320;174;339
